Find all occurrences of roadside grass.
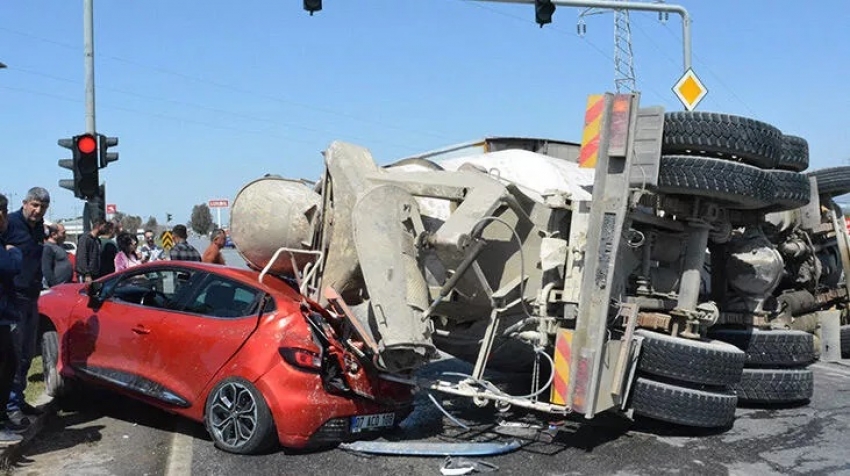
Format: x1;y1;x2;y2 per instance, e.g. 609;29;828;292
25;355;45;405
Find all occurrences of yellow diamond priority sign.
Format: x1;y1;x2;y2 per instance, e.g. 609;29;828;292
673;68;707;111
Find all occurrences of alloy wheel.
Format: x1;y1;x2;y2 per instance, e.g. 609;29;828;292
208;381;259;448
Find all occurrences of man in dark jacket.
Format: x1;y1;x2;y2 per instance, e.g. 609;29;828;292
1;187;50;427
0;194;24;442
42;223;73;287
98;221;118;277
76;217;107;283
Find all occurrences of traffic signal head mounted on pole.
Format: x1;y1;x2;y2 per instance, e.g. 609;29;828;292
303;0;322;15
535;0;556;27
99;134;119;168
58;133;100;199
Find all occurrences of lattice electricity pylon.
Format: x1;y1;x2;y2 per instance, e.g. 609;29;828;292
578;0;637;93
613;8;636;93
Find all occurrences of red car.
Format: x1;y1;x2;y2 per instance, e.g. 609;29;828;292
38;261;413;454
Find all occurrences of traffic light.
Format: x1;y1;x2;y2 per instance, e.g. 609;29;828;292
535;0;555;27
304;0;321;15
57;133;100;199
99;134;119;168
57;150;76;197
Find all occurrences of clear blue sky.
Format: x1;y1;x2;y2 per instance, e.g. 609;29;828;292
2;1;848;225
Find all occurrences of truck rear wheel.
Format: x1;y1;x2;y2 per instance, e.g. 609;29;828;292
777;135;809;172
768;170;811;211
733;368;813;404
662;112;782;169
807;166;850;196
840;325;850;359
630;377;737;428
656;156;775;209
708;328;816;367
635;329;745;386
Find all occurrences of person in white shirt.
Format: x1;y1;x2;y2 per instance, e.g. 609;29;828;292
139;229;163;263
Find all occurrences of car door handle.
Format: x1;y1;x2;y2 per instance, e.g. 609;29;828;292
132;325;151;335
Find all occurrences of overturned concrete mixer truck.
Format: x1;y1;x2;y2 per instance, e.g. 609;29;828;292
228;93;849;430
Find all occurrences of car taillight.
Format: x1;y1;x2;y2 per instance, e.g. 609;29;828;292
279;347;322;372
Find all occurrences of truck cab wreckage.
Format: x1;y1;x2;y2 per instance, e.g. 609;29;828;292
230;93;849;430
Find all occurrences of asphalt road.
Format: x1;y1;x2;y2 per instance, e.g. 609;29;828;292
10;358;850;476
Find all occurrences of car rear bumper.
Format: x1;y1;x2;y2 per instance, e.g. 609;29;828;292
255;363;412;448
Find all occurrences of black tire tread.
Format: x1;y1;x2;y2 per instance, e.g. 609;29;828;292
41;330;71;398
769;170;811;211
840;325;850;359
807;166;850;197
635;329;745;386
662;111;782;169
733;368;813;404
630;377;737;428
657;156;775;209
777;135;809;172
709;328;815;367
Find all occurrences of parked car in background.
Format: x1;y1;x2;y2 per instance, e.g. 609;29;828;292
38;261;413;454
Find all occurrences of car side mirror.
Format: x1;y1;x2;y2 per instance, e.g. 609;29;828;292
86;281;102;297
86;281;104;310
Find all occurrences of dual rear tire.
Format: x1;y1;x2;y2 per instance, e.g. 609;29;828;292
708;328;815;405
630;330;744;428
658;112;810;211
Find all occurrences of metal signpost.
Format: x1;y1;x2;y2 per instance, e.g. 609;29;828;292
208;199;230;229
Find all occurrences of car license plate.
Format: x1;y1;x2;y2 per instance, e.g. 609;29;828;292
350;412;395;433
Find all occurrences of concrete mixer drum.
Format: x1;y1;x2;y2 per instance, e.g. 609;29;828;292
229;175;321;276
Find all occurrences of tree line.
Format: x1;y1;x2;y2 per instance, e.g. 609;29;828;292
111;203;218;237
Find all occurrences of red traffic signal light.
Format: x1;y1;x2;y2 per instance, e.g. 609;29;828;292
58;133;100;199
77;134;97;154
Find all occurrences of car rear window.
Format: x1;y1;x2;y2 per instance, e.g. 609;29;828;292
184;277;263;318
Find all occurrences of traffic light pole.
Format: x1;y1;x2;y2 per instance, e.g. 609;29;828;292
58;1;118;234
84;0;96;133
83;0;102;231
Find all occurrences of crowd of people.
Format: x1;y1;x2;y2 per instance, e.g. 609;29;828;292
0;187;230;444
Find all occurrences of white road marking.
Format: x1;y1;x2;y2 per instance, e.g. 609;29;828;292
165;426;194;476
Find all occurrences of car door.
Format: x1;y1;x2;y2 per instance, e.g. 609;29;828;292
66;266;201;404
146;272;265;406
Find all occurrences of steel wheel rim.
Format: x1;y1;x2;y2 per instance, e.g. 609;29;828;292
209;382;258;448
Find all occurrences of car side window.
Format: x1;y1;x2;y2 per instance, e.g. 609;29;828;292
110;269;195;310
183;277;261;318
